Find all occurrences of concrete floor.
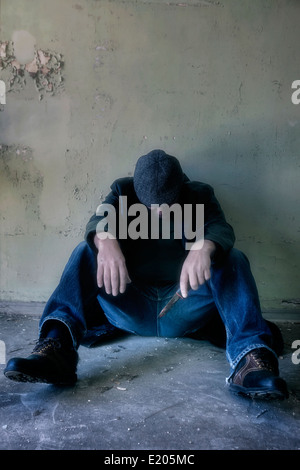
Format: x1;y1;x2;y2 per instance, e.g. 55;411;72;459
0;302;299;451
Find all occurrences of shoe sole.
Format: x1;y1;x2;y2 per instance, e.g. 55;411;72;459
229;383;288;400
4;369;77;386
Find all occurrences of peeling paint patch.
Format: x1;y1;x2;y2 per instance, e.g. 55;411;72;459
0;40;64;100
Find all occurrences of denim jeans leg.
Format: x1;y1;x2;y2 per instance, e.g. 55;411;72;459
209;248;275;374
157;282;219;338
39;241;100;348
97;283;159;336
97;282;220;339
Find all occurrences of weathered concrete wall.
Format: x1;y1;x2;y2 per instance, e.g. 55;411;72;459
0;0;299;314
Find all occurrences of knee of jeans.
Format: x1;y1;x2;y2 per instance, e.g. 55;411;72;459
76;240;90;253
227;248;250;268
73;240;95;259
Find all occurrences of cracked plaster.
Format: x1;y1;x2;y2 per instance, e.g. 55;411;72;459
0;40;64;100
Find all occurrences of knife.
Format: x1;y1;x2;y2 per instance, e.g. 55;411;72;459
158;289;184;318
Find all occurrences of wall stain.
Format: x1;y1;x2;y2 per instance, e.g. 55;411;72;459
0;41;64;100
0;145;44;224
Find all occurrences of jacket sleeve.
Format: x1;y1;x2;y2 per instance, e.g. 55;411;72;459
184;181;235;255
203;185;235;255
84;178;126;252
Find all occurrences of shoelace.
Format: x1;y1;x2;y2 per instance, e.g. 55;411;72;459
249;349;275;372
32;338;61;354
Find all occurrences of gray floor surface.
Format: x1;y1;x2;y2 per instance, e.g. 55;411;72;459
0;302;299;451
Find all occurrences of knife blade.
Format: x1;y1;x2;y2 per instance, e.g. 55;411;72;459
158;289;184;318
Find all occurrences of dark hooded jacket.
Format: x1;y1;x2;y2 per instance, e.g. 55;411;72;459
84;176;235;285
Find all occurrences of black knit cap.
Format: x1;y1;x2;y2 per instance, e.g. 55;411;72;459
133;149;184;206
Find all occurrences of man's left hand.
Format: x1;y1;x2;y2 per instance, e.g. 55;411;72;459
180;240;216;298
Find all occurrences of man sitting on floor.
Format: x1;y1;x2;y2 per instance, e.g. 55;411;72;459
4;149;288;400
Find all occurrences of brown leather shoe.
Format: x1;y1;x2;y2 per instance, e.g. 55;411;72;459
229;348;288;399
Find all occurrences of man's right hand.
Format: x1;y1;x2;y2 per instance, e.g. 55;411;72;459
94;234;131;296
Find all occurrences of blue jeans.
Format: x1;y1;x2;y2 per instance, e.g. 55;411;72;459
39;241;276;376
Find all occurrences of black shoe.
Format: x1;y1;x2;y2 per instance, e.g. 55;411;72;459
4;338;78;385
229;347;288;400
